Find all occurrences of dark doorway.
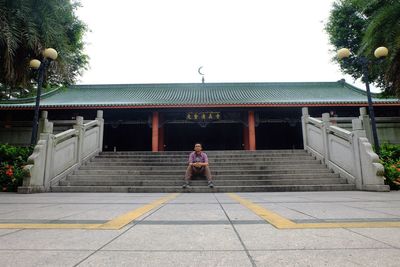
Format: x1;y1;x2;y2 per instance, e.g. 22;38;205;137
256;121;303;149
103;124;151;151
164;123;243;151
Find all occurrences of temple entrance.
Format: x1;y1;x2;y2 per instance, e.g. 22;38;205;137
256;121;303;149
103;123;151;151
164;123;243;151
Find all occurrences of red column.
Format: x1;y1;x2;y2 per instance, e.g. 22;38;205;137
152;111;159;152
248;111;256;150
243;125;249;150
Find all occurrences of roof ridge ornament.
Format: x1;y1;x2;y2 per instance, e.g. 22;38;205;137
198;66;205;83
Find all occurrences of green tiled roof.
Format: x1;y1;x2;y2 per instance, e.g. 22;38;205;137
1;81;399;109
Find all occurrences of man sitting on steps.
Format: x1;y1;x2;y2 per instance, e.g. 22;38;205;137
182;143;214;189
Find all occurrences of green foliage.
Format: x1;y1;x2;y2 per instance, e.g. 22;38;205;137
326;0;400;96
0;144;33;192
0;0;88;99
380;143;400;190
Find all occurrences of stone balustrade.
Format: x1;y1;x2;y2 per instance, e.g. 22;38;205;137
18;110;104;193
302;107;389;191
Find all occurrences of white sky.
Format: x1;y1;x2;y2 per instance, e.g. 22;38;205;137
76;0;379;92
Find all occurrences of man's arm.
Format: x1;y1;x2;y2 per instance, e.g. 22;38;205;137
188;152;194;166
193;153;209;167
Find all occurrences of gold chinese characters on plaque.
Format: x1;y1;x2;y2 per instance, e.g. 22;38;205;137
186;112;221;121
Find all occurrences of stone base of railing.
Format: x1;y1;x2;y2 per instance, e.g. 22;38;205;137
18;186;46;194
362;184;390;192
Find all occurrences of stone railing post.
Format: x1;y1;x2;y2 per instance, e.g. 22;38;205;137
37;111;48;140
321;113;331;164
351;118;365;189
301;107;309;150
42;120;55;190
73;116;84;165
96;110;104;152
18;118;54;193
359;107;373;146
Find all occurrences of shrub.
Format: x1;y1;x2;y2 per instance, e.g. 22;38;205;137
380;143;400;190
0;144;33;192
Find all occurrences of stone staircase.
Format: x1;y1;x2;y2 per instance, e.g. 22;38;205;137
51;150;356;192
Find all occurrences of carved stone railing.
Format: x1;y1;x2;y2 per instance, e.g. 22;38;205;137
301;107;389;192
18;110;104;193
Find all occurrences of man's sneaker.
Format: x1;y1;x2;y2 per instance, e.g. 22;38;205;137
208;181;214;188
182;182;190;189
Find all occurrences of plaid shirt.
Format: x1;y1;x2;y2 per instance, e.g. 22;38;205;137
188;151;208;164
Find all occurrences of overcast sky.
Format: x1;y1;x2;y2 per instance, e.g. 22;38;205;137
75;0;379;92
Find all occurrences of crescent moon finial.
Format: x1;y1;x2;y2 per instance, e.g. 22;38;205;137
198;66;204;75
198;66;205;83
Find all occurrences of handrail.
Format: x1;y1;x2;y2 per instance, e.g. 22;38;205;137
328;125;353;141
308;117;323;127
83;120;98;130
53;129;78;145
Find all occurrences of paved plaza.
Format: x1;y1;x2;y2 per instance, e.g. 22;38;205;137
0;191;400;266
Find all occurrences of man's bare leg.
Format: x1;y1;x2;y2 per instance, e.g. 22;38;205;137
183;166;193;188
203;166;214;188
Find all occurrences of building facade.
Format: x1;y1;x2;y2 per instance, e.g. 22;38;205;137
1;81;400;150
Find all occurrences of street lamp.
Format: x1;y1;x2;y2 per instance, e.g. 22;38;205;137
337;46;389;155
29;48;58;145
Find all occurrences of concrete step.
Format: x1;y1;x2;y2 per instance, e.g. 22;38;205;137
73;168;333;176
90;156;317;163
84;159;322;167
66;173;340;181
56;149;354;192
78;164;327;171
59;178;348;186
100;150;308;155
95;153;310;159
51;184;356;193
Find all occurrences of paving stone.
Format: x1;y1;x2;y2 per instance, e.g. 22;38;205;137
0;229;123;250
104;225;243;251
0;250;92;267
347;228;400;248
234;224;391;250
249;248;400;267
79;251;253;267
145;203;227;221
278;202;397;220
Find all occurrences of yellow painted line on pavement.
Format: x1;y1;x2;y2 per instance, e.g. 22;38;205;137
0;193;180;230
96;193;180;230
227;193;400;229
227;193;297;228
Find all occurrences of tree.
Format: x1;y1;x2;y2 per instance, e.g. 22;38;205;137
0;0;88;99
326;0;400;96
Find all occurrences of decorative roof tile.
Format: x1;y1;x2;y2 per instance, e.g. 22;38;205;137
0;81;399;109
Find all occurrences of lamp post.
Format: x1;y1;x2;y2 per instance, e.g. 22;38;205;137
29;48;58;145
337;46;389;155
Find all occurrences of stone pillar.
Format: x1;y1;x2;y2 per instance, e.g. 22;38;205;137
351;118;365;189
73;116;84;164
301;107;309;150
248;111;256;151
321;113;331;164
96;110;104;152
152;111;159;152
243;125;249;150
42;121;54;190
359;107;373;146
37;111;48;142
